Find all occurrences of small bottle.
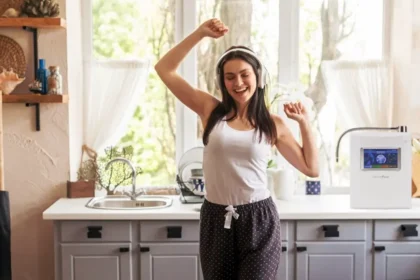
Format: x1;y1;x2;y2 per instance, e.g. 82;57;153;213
48;66;62;95
36;59;49;94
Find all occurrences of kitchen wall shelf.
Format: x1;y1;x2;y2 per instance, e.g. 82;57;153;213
0;18;66;28
3;94;68;104
0;17;67;131
3;94;68;131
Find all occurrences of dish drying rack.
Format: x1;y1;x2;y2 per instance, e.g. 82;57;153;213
176;174;205;204
176;147;205;204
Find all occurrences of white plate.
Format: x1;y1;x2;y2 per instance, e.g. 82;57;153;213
178;147;204;176
177;147;205;194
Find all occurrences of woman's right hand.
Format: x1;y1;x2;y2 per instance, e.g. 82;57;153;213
197;18;229;39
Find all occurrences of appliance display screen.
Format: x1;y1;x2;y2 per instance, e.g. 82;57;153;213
362;148;399;169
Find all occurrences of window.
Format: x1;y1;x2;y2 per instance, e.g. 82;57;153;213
299;0;386;187
82;0;389;189
195;0;280;140
88;0;176;186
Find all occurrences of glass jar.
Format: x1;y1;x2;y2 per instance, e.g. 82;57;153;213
47;66;62;95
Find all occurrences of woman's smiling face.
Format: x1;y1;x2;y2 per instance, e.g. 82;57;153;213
223;58;257;105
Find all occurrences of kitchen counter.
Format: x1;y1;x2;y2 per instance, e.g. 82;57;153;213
42;194;420;220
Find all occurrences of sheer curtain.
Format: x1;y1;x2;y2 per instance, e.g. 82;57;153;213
83;59;150;156
321;60;394;128
320;60;394;189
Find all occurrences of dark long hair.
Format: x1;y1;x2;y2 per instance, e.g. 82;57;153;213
202;46;277;146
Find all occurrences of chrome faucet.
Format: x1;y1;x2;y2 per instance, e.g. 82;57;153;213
335;126;404;162
105;157;145;200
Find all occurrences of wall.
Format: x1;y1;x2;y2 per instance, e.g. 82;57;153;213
0;0;83;279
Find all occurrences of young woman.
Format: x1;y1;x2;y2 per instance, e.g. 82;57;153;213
155;18;319;280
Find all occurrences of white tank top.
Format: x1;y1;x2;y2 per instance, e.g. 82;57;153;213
203;118;272;206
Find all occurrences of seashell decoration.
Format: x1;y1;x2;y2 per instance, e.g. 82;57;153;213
29;79;42;93
0;68;25;95
1;8;20;18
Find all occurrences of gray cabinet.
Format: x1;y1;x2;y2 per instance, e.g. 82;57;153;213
57;221;137;280
277;244;289;280
373;242;420;280
278;221;292;280
373;220;420;280
138;221;203;280
61;243;133;280
295;220;368;280
295;242;366;280
56;220;202;280
53;219;420;280
139;243;202;280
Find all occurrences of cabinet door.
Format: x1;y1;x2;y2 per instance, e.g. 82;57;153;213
61;243;132;280
140;243;203;280
373;242;420;280
295;242;366;280
277;244;290;280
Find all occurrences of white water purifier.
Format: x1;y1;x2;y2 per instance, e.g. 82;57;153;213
336;126;412;209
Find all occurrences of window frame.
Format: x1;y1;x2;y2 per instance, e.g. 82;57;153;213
81;0;392;186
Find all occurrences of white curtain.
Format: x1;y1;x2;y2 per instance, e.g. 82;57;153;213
321;60;394;128
83;59;150;154
269;86;314;170
320;60;394;187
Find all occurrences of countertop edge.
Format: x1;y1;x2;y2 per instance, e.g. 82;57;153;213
42;213;201;220
42;195;420;221
42;213;420;221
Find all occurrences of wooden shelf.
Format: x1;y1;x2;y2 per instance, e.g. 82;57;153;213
0;17;67;131
0;17;66;28
2;94;68;103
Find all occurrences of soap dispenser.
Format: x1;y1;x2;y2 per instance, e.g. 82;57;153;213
36;59;49;94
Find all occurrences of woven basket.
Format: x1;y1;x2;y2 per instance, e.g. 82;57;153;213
0;35;26;78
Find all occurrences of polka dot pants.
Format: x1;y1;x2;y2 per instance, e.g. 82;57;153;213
199;197;281;280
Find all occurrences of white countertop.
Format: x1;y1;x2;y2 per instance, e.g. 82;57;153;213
42;194;420;220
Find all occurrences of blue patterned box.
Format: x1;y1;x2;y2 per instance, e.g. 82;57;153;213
306;180;321;195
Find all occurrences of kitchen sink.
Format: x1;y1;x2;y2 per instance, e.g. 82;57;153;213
85;195;173;210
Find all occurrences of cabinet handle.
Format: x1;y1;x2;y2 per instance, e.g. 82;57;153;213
87;226;102;239
400;224;418;237
374;246;385;252
119;247;129;253
139;246;150;252
281;246;287;252
322;225;339;238
296;246;307;252
167;226;182;238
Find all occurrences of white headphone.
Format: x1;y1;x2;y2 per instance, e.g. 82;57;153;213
214;48;268;90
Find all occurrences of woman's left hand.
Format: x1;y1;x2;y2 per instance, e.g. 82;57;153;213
283;102;309;123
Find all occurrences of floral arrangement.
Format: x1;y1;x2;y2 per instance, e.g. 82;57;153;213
78;146;143;195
